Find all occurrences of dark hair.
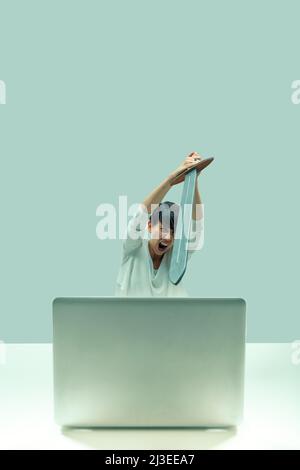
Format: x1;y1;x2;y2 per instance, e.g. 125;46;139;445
149;201;180;233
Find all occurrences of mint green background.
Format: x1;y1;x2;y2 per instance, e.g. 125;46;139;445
0;0;299;342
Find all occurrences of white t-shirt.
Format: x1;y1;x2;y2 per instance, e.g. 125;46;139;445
115;204;204;297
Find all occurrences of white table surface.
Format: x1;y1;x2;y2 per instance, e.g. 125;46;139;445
0;343;299;450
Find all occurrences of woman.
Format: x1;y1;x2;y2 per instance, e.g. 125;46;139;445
115;151;206;297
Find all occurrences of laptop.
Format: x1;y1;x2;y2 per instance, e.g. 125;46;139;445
52;297;246;428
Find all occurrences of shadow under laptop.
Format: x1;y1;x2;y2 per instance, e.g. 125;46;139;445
61;425;237;450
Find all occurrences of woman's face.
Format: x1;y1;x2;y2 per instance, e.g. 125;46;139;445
147;220;174;256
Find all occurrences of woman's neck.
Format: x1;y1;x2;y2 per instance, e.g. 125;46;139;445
148;241;163;269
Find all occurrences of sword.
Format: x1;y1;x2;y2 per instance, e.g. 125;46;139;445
169;157;214;285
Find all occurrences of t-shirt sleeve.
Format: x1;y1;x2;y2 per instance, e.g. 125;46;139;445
122;204;149;258
187;216;205;260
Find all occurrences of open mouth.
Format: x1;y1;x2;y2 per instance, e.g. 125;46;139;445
158;240;169;252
